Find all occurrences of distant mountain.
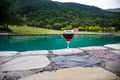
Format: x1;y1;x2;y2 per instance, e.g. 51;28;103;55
10;0;120;29
106;8;120;12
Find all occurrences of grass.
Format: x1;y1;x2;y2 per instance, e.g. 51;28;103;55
3;25;120;34
8;25;62;34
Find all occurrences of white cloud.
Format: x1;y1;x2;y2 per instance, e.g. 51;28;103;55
52;0;120;9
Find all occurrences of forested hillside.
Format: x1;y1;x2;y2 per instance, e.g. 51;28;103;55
106;8;120;12
1;0;120;30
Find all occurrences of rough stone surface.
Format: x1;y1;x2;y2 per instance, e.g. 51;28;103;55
51;55;101;68
0;56;50;71
20;67;120;80
110;50;120;55
0;56;14;65
1;43;120;80
0;51;18;56
53;48;84;55
104;44;120;50
80;46;107;50
104;60;120;72
86;50;120;60
0;72;4;80
20;50;49;56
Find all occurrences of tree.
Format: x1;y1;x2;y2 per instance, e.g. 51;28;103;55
0;0;11;30
61;25;72;30
1;0;119;31
46;24;52;29
78;26;86;31
53;23;63;30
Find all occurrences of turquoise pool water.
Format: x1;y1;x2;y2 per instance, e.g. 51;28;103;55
0;35;120;51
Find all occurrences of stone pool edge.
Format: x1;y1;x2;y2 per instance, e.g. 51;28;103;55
0;43;120;57
0;32;120;36
0;43;120;80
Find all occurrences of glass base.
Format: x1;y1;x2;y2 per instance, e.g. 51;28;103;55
64;48;72;52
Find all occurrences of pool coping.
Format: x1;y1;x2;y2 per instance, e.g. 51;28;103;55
0;43;120;56
0;43;120;80
0;33;120;36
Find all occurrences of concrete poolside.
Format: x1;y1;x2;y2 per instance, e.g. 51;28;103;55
0;43;120;80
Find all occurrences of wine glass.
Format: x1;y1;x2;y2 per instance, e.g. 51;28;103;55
63;30;74;51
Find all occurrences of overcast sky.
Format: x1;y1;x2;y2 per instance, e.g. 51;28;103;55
52;0;120;9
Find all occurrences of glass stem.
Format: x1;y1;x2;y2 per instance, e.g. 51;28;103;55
67;41;70;49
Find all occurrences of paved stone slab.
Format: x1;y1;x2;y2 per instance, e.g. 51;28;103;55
0;72;4;80
20;50;49;56
0;51;18;56
104;44;120;50
87;50;120;60
0;57;14;65
20;67;120;80
110;50;120;55
105;60;120;72
0;56;50;71
53;48;84;55
51;55;101;68
80;46;107;50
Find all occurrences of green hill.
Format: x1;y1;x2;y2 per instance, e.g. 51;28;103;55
106;8;120;12
7;0;120;30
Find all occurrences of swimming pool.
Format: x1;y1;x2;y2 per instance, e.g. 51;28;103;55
0;34;120;51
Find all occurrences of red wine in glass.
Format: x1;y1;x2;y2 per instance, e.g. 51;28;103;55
63;30;74;49
63;34;74;41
